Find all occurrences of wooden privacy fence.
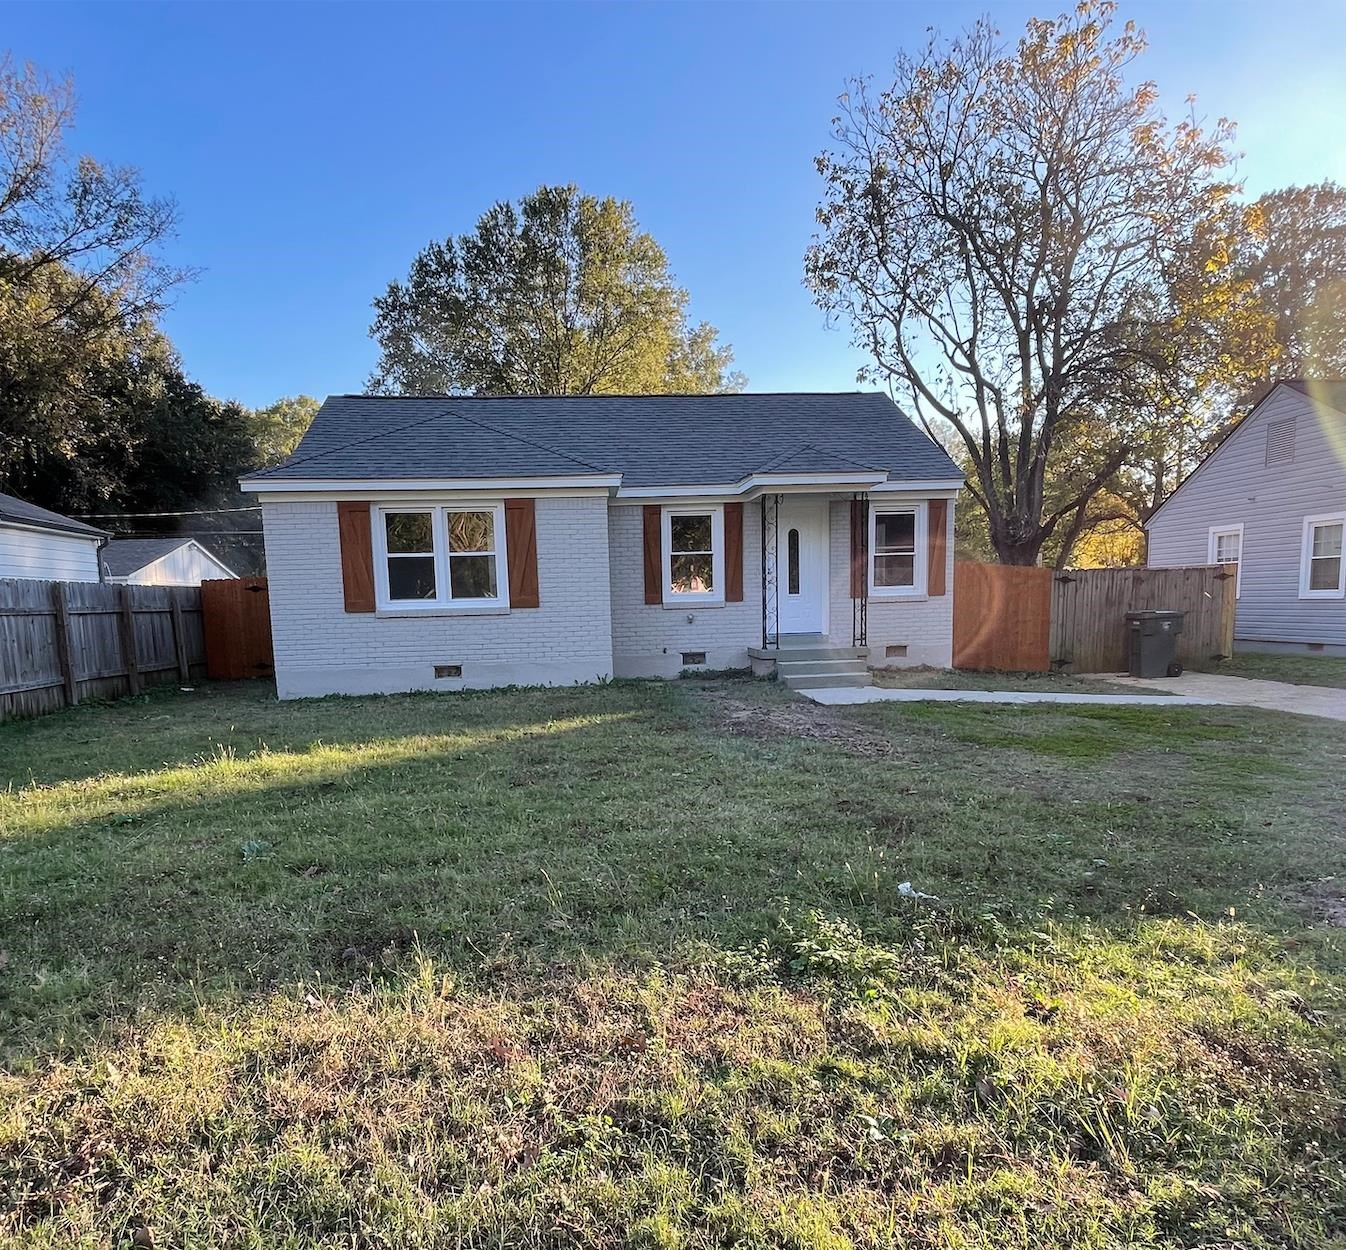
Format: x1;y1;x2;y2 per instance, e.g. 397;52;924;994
952;562;1053;671
0;578;205;721
1050;564;1236;673
952;561;1236;673
201;576;274;681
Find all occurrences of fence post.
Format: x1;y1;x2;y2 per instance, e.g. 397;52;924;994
169;590;191;683
50;581;79;707
118;584;142;695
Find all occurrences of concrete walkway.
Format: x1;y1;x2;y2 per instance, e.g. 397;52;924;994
1107;672;1346;723
803;686;1217;708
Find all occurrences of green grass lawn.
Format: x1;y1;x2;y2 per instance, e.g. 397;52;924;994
1197;651;1346;689
2;678;1345;1248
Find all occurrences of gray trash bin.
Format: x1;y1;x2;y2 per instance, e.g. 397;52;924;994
1126;610;1185;678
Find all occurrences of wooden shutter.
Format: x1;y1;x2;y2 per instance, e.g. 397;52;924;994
849;498;866;598
504;498;540;608
337;502;375;613
927;499;948;597
724;503;744;602
642;505;662;604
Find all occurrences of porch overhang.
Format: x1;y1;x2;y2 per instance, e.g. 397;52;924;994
615;471;883;499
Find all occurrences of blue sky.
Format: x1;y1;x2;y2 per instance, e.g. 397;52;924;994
9;0;1346;408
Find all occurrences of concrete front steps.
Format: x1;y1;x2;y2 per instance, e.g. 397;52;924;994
747;633;872;692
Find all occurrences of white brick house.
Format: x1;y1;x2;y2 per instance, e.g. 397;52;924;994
241;393;963;698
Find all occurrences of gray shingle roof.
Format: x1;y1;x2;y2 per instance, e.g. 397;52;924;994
246;393;962;488
100;537;195;577
0;491;106;538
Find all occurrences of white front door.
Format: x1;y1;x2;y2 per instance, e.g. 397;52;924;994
776;497;829;635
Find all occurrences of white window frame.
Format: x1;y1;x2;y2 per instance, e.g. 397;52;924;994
868;501;928;598
372;502;510;612
661;505;724;605
1299;512;1346;600
1207;523;1243;598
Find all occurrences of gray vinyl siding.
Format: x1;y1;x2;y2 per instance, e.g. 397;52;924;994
1147;386;1346;647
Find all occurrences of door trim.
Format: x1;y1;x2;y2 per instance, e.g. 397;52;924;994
776;497;829;637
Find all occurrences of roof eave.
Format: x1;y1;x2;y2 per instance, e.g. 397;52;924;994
0;515;108;540
239;472;625;494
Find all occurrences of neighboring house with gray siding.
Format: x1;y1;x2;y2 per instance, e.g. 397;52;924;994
241;393;962;698
0;491;106;583
1147;380;1346;655
102;537;238;586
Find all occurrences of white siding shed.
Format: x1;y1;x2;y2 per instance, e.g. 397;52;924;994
0;493;105;583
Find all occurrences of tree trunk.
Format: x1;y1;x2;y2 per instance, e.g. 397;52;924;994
990;535;1045;566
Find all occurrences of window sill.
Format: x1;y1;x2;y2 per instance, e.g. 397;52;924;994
661;598;726;610
376;604;511;619
1298;591;1346;601
868;590;929;603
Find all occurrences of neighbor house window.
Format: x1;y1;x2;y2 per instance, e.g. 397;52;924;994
1300;514;1346;599
869;503;927;596
374;504;508;610
1208;524;1243;597
662;506;724;603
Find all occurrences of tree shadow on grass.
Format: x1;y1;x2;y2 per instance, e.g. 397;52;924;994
1;678;1344;1067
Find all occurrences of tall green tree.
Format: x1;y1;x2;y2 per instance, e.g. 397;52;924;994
1234;182;1346;384
806;3;1258;566
0;55;187;495
250;394;320;467
369;185;743;395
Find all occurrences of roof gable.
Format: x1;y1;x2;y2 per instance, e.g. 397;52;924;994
1146;380;1346;528
243;392;962;490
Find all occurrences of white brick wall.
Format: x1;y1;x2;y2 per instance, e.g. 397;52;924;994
262;493;957;695
827;500;954;669
609;504;764;676
263;497;614;698
609;498;955;675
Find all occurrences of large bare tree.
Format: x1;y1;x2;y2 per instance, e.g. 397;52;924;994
806;3;1246;565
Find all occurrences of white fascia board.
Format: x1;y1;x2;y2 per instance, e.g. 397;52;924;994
869;479;964;494
616;471;887;500
0;518;105;542
239;474;622;496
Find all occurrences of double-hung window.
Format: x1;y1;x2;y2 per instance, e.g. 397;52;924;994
1300;514;1346;599
1208;524;1243;597
662;506;724;604
869;503;927;597
374;504;508;610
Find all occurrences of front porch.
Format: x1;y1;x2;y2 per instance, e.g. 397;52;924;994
747;632;871;691
749;490;875;692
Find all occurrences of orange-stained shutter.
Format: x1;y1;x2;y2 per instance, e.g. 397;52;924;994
927;499;948;596
849;499;866;597
642;506;662;604
337;502;375;613
504;498;540;608
724;503;744;602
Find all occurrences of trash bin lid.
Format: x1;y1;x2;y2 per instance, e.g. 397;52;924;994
1124;609;1185;621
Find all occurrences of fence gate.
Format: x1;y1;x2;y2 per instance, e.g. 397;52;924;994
201;577;274;680
952;562;1053;671
1050;565;1236;672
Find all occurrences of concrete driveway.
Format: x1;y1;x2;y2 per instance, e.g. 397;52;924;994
1107;672;1346;722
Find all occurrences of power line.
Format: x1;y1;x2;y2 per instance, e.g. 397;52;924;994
75;505;261;518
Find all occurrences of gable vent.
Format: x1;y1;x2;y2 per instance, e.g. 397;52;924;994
1265;416;1297;466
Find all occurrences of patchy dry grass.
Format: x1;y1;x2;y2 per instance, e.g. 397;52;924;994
870;667;1146;696
1;679;1344;1248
